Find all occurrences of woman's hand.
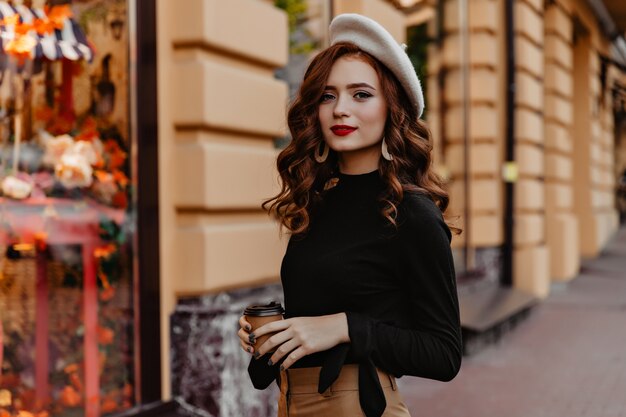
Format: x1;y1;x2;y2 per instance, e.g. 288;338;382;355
237;316;256;355
252;313;350;371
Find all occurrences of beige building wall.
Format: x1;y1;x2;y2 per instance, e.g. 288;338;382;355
157;0;288;398
510;0;550;298
567;0;620;258
335;0;407;40
435;0;622;296
441;0;504;253
544;1;579;282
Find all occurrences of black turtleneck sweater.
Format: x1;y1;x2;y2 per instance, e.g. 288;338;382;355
249;169;462;416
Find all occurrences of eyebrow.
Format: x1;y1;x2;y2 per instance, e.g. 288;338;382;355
324;82;376;91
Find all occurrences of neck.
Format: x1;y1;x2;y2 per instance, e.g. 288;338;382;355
337;143;381;174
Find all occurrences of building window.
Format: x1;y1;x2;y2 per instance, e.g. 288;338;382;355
0;1;136;415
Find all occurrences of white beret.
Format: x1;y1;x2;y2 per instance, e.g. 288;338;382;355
329;13;424;118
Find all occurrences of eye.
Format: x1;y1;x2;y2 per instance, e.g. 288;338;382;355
355;91;372;99
320;93;335;102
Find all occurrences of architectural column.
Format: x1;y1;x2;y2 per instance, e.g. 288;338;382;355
571;7;618;257
157;0;288;399
511;0;550;297
168;0;288;294
441;0;503;276
598;60;621;238
544;1;579;281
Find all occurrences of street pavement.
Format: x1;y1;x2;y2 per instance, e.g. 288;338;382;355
398;225;626;417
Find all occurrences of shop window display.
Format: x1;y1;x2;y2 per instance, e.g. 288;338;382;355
0;1;134;416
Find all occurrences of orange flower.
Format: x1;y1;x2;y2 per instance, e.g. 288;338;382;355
98;271;111;290
75;131;98;143
113;170;129;188
93;158;105;169
94;243;116;259
0;410;11;417
45;5;73;30
122;383;133;399
1;15;20;27
109;150;127;171
99;351;107;373
75;129;98;143
94;170;110;182
97;326;114;345
103;139;120;153
69;372;83;393
64;363;79;374
0;15;30;36
99;286;115;302
33;18;55;35
5;35;36;61
60;386;81;408
34;232;48;252
111;191;128;209
101;397;118;413
14;22;33;36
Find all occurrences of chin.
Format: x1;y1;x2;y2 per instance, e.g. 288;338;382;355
328;141;379;154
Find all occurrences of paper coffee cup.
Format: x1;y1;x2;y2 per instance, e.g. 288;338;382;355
244;301;284;351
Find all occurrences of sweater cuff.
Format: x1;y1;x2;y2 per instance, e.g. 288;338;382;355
346;311;375;362
247;353;278;390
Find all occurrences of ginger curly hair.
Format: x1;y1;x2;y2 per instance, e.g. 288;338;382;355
263;42;461;237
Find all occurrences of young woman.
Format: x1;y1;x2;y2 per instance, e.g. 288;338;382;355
237;13;463;417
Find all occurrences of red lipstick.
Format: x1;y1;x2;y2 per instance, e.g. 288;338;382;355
331;125;357;136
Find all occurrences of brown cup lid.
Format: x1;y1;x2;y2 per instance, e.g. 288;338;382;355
244;301;284;317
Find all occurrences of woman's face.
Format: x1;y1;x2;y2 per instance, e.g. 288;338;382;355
318;56;388;158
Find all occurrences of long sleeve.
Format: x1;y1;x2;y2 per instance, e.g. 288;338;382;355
346;193;463;382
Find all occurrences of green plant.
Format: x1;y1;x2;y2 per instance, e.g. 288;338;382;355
275;0;318;54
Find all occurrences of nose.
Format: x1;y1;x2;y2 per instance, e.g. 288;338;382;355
333;93;350;118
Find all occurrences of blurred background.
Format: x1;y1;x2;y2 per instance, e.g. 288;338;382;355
0;0;625;416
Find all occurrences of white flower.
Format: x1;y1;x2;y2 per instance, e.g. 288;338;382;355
55;153;93;188
43;134;74;168
70;140;99;165
1;176;33;199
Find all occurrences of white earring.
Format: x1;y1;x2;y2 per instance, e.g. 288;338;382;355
315;141;329;163
381;137;393;161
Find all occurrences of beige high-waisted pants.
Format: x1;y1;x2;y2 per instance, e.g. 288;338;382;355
278;365;412;417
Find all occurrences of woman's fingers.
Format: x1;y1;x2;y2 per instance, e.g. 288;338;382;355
252;319;291;339
239;316;252;332
237;327;250;343
240;339;254;354
268;338;298;367
238;328;254;354
279;346;306;371
256;328;293;357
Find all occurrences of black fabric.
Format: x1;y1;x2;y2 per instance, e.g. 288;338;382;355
318;343;349;393
248;169;462;416
248;352;279;390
